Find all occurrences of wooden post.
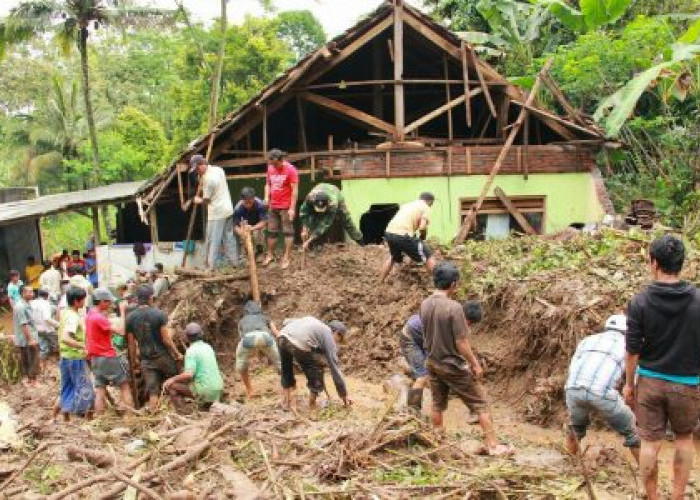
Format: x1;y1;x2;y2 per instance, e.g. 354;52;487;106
497;94;511;139
310;155;316;181
455;60;552;244
385;150;391;177
91;206;101;247
328;135;334;151
149;208;159;262
372;37;384;119
125;333;141;408
262;104;268;154
523;114;530;180
296;97;307;152
461;42;472;128
466;148;472;174
494;187;536;235
242;231;261;303
393;0;405;141
444;55;453;142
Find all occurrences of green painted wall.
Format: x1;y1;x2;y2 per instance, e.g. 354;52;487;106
341;173;606;242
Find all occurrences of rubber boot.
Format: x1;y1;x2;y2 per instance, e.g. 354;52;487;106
407;388;423;414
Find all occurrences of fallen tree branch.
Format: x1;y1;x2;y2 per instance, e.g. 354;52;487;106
111;471;164;500
66;445;115;468
0;442;48;493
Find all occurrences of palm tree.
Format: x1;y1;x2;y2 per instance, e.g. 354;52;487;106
0;0;176;183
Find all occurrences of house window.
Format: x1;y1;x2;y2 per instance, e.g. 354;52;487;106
460;196;546;239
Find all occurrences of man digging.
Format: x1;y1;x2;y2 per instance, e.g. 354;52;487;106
300;182;363;251
565;314;640;462
400;301;482;414
420;262;513;456
191;154;238;271
380;192;437;283
163;322;224;411
236;301;281;400
125;285;182;412
274;317;350;410
624;235;700;500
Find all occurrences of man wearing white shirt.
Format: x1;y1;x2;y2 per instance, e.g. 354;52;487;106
39;261;62;303
191;154;238;270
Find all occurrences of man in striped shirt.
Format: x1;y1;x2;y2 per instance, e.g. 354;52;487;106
565;314;639;462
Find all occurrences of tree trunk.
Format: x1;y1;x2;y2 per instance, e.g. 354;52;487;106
208;0;227;131
78;25;100;184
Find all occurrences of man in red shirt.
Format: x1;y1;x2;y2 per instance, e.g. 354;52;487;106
86;288;133;415
263;149;299;269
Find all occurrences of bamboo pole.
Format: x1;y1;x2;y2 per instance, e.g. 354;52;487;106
454;60;552;244
242;231;261;303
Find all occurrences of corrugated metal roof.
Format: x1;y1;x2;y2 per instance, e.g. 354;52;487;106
0;181;144;226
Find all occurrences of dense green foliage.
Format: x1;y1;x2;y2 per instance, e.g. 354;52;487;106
424;0;700;227
0;4;325;192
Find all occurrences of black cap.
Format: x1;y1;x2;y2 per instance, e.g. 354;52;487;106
419;192;435;203
268;148;285;161
136;284;154;303
189;154;206;172
240;186;256;200
312;191;330;211
433;261;460;289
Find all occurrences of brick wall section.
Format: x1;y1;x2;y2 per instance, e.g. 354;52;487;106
317;145;597;179
590;166;615;215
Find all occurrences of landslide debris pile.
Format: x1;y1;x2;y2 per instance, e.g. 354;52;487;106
455;228;700;424
159;245;432;380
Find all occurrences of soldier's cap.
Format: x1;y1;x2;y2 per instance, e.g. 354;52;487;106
185;322;203;337
268;148;285;161
312;191;330;213
327;320;348;336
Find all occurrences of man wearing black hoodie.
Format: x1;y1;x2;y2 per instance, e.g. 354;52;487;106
235;301;281;399
624;235;700;500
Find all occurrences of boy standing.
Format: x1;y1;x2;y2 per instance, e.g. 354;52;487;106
13;285;40;386
420;262;513;456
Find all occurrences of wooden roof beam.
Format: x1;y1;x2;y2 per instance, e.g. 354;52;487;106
404;87;483;134
300;91;398;135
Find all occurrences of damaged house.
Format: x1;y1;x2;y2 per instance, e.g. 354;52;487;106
135;0;614;248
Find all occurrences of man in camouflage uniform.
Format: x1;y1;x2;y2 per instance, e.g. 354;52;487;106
300;183;363;250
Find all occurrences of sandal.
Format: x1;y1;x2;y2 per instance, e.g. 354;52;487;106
262;255;275;267
486;444;515;456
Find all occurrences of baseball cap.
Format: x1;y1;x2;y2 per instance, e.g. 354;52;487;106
93;288;116;302
240;186;256;200
268;148;285;161
189;154;206;173
327;320;347;336
185;322;202;337
136;284;154;303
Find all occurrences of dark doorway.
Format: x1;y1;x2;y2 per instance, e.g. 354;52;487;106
360;203;400;244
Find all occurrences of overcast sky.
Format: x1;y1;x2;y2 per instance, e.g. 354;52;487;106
0;0;423;37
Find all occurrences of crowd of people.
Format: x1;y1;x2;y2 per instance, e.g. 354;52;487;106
3;146;699;498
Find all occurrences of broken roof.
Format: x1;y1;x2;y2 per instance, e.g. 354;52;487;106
138;0;605;203
0;181;144;227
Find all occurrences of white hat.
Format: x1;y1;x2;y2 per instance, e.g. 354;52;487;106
605;314;627;332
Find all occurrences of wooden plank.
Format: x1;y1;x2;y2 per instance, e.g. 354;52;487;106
385;150;391;177
149;208;159;244
242;231;261;303
227;169;312;180
444;55;453;141
310;156;316;181
372;38;384;119
511;100;593;139
461;42;472;128
541;74;588;127
301;91;397;135
468;47;497;118
493;187;536;235
328;135;334;151
455;60;553;244
402;12;460;59
404;88;482;134
301;79;488;90
496;94;510;138
466;148;471;174
523;114;530;180
296;96;307;152
394;0;405;140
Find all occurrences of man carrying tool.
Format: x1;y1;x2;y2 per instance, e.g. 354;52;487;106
421;262;513;456
380;192;437;283
163;322;224;410
190;154;238;270
300;183;363;250
274;317;350;409
125;285;182;411
86;288;134;416
233;187;268;258
400;300;482;414
235;300;281;399
565;314;639;462
624;235;700;500
263;149;298;269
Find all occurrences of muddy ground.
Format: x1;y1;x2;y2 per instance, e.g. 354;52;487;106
0;243;699;498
